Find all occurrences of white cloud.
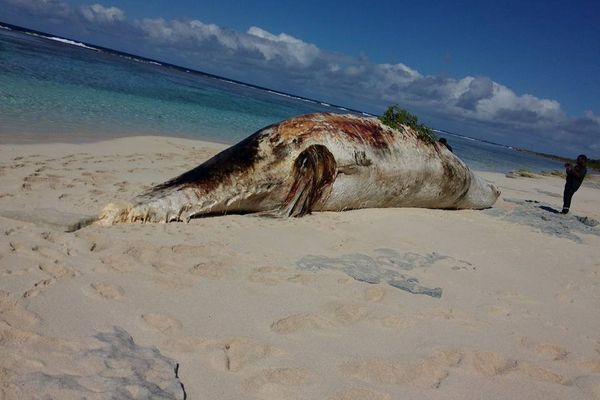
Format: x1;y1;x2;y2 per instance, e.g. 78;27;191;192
375;63;422;83
246;26;320;66
365;70;565;129
473;83;562;123
80;3;125;24
138;18;238;49
453;76;493;110
136;19;321;67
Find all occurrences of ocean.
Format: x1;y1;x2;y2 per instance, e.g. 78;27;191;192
0;24;563;173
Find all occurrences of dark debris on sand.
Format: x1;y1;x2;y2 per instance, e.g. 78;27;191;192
15;327;186;400
296;248;463;298
483;198;599;243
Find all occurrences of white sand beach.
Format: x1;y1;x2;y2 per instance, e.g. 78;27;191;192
1;136;599;399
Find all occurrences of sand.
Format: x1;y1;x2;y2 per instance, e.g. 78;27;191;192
1;136;599;399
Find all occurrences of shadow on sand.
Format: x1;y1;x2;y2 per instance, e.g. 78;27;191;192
539;205;561;214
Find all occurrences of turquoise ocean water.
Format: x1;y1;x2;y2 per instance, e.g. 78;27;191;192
0;24;563;173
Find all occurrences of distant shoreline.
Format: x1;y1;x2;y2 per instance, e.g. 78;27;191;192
517;149;600;172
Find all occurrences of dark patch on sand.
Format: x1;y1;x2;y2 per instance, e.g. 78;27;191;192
296;248;459;298
483;198;600;243
13;327;186;399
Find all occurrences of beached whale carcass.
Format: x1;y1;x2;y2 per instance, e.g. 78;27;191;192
99;113;500;224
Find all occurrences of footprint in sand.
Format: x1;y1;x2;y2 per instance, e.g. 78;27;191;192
162;335;208;353
379;314;417;330
214;337;273;372
201;338;275;373
328;303;369;325
22;278;54;299
286;273;318;285
141;313;182;334
519;336;568;361
339;350;462;389
271;304;368;335
0;290;39;326
242;367;311;398
467;351;570;385
271;313;336;334
418;306;481;329
33;245;68;261
468;351;518;377
189;261;230;279
99;254;141;273
39;262;78;279
363;286;386;302
516;361;571;385
163;335;274;372
328;387;391;400
89;282;125;300
248;266;288;286
6;240;25;252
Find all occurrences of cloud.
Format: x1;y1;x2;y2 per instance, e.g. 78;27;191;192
135;19;320;67
137;18;235;48
80;4;125;24
1;0;598;155
473;84;563;123
246;26;320;66
553;116;600;156
585;111;600;125
455;76;494;111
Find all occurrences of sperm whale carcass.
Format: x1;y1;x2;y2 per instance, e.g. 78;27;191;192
99;113;500;224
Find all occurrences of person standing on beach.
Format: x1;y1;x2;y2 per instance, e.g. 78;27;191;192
562;154;587;214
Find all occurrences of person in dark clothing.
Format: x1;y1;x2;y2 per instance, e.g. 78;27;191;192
562;154;587;214
438;138;453;152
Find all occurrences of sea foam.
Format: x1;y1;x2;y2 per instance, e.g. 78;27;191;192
48;36;98;51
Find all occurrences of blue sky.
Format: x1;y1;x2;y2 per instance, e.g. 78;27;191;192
2;0;600;156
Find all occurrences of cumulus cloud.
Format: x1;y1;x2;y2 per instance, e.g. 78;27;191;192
80;4;125;24
455;76;494;111
1;0;598;155
135;19;320;67
246;26;320;66
137;18;236;48
474;84;562;123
